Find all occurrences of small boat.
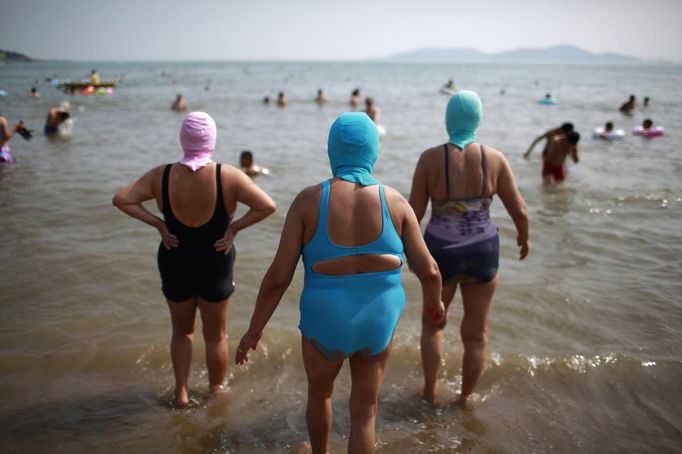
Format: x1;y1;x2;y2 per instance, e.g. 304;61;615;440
60;81;117;92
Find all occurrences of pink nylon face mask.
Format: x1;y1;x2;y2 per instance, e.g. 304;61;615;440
179;112;217;171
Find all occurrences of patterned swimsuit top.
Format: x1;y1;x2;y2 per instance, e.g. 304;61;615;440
427;144;497;245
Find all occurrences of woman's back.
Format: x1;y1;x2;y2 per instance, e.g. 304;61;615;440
162;163;221;227
422;143;496;203
301;179;403;276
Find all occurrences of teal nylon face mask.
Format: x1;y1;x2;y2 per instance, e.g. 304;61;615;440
327;112;380;186
445;90;482;149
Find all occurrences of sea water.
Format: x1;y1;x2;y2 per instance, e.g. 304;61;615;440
1;61;681;452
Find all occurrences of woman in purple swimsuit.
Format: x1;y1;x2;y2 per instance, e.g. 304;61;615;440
409;91;530;407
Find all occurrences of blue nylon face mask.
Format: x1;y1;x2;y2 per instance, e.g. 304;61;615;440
327;112;380;186
445;90;482;149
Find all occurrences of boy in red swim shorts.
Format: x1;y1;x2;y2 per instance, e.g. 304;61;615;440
542;131;580;184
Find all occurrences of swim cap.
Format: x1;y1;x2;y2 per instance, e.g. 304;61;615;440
445;90;482;149
327;112;379;186
179;112;216;171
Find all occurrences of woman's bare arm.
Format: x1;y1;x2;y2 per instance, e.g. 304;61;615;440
408;152;430;223
112;166;178;250
235;191;306;364
495;154;530;260
392;190;444;325
215;167;277;254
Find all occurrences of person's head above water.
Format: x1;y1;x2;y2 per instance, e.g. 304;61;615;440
445;90;482;149
365;97;374;107
327;112;380;186
561;123;574;133
240;150;253;167
642;118;653;129
179;112;217;171
545;93;551;99
605;122;614;131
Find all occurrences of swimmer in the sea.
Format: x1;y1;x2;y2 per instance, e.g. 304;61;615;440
524;123;574;159
171;93;187;111
349;88;361;108
44;106;70;137
239;150;270;177
277;91;287;107
1;113;28;164
314;89;328;105
28;86;40;97
619;94;636;114
643;96;650;108
598;122;614;139
363;97;380;124
542;131;580;184
640;118;654;132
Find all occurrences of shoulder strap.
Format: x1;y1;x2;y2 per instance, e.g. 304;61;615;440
215;163;223;206
162;164;172;217
317;179;331;240
378;184;390;223
480;145;489;197
443;144;451;200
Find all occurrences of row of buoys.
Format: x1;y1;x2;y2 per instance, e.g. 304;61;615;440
79;86;115;96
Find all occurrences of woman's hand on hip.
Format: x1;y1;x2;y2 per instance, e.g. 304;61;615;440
158;223;178;250
215;225;237;255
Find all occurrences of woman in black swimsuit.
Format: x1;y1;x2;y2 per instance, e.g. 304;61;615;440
113;112;276;406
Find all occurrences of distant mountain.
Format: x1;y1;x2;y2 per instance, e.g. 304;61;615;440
387;45;642;64
0;49;34;63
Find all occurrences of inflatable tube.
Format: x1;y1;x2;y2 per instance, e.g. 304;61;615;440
632;126;664;138
537;98;558;105
592;128;625;140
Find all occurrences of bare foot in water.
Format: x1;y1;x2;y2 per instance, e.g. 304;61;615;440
453;393;479;410
295;441;312;454
210;384;225;395
421;392;436;404
421;383;438;404
174;387;190;408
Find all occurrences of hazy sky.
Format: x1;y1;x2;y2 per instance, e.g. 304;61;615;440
2;0;681;62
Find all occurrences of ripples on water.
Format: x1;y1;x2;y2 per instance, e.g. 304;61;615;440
1;61;681;452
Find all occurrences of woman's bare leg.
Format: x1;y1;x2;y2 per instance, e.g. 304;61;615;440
421;284;457;402
348;345;391;454
198;297;229;393
456;276;498;406
167;297;198;406
301;337;344;454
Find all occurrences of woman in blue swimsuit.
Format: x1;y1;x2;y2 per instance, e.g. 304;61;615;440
236;113;444;453
409;91;530;407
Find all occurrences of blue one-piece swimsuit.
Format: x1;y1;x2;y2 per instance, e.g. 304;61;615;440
299;180;405;360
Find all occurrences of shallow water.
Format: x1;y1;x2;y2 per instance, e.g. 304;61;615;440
1;61;681;452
